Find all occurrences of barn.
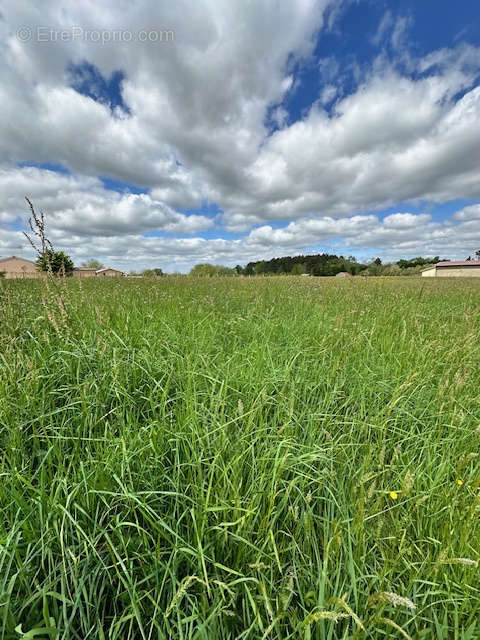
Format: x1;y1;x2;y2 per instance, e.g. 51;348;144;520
73;267;125;278
0;256;42;279
95;268;125;277
0;257;125;279
421;261;480;277
72;267;98;278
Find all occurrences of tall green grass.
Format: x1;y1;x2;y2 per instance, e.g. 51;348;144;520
1;276;479;639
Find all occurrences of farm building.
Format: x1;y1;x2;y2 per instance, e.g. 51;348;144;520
95;268;125;277
0;256;125;279
421;261;480;277
0;256;44;279
73;267;125;278
72;267;98;278
335;271;352;278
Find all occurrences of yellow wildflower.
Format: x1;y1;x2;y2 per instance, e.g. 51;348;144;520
389;491;398;500
456;479;464;486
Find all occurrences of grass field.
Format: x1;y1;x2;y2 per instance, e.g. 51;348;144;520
1;276;480;639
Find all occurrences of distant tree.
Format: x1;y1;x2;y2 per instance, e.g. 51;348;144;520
234;264;244;275
0;270;5;279
190;263;234;277
475;250;480;260
142;268;164;277
243;253;369;277
254;261;266;275
374;257;382;266
397;256;440;269
291;263;307;275
81;259;104;269
36;250;74;275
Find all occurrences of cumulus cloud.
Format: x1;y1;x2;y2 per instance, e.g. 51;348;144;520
0;166;213;236
0;0;328;198
221;53;480;229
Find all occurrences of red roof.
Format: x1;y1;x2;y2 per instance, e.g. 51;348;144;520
436;261;480;267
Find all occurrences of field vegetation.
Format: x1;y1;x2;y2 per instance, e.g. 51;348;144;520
1;276;479;639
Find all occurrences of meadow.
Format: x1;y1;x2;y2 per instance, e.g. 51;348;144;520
1;275;480;639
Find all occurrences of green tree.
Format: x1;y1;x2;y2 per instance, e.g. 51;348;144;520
374;257;382;266
291;263;307;275
36;250;74;275
81;259;104;269
190;263;234;277
142;268;164;277
254;261;266;275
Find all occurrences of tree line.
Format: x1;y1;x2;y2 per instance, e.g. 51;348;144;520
188;254;447;277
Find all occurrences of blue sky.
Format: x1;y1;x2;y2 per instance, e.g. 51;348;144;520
0;0;479;271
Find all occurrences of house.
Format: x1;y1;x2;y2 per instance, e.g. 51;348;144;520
335;271;352;278
72;267;125;278
95;268;125;277
0;255;43;279
421;261;480;277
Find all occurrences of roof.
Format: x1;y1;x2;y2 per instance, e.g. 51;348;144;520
420;261;480;272
96;267;123;273
0;255;35;264
436;261;480;267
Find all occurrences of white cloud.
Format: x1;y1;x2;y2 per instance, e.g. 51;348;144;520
219;52;480;228
0;0;329;200
371;11;395;47
0;166;213;236
452;204;480;222
371;11;411;52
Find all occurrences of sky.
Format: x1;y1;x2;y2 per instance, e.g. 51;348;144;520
0;0;479;272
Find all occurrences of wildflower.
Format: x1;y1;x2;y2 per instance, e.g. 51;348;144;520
389;491;398;499
456;479;464;486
